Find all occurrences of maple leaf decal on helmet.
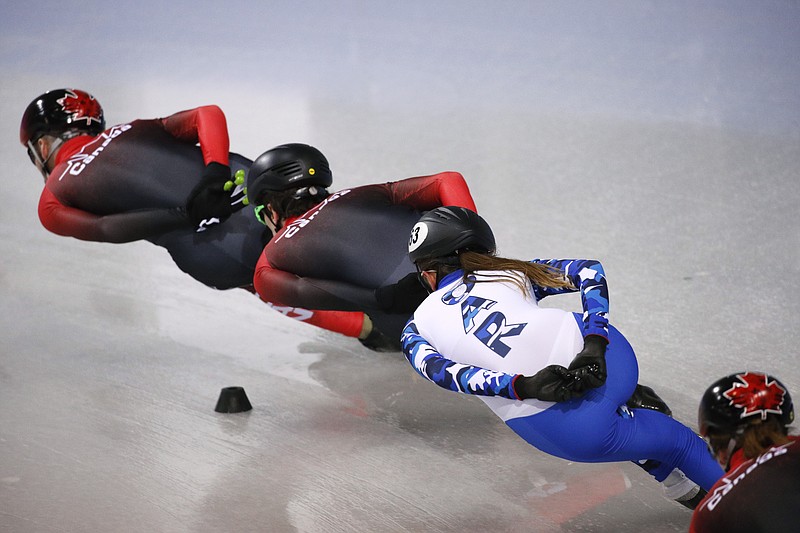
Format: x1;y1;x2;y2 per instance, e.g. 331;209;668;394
723;372;787;421
57;90;103;127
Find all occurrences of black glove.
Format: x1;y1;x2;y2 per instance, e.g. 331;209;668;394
567;335;608;392
358;322;402;352
186;163;245;231
374;272;429;314
513;365;580;402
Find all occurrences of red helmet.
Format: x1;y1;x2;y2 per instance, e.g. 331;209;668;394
698;371;794;437
20;88;105;146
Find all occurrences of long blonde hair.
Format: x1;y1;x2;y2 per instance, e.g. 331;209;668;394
420;250;574;297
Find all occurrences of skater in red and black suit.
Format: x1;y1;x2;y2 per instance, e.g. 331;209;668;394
247;143;479;351
690;371;799;532
20;88;267;290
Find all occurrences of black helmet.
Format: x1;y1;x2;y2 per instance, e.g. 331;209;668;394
698;371;794;437
408;206;496;263
246;143;333;205
20;89;105;146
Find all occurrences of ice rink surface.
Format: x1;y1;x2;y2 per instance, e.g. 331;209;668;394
1;1;799;532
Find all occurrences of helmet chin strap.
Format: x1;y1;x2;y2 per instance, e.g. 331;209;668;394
720;428;745;470
267;212;280;233
264;204;281;233
27;137;63;182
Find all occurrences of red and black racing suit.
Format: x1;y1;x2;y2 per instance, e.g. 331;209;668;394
37;106;269;289
689;436;800;532
253;172;477;340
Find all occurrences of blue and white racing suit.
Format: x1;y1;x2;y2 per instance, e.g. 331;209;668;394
401;260;724;491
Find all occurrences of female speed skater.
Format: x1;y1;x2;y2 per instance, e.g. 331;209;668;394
399;206;725;508
247;143;479;350
690;371;798;532
20;88;265;290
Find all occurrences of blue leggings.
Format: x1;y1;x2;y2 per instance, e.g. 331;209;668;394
505;322;724;491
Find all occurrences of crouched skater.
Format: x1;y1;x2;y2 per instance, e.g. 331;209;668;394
399;206;725;509
690;371;799;532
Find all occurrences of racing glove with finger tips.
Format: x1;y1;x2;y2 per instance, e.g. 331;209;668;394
567;334;608;391
513;365;581;402
186;162;233;229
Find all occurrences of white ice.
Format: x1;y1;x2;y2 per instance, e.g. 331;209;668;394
1;1;798;532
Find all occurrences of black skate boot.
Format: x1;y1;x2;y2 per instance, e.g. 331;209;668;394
626;384;673;417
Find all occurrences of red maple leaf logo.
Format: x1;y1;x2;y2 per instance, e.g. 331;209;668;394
723;372;786;421
57;90;103;127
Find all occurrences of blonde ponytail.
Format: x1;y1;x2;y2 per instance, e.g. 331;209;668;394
457;251;573;297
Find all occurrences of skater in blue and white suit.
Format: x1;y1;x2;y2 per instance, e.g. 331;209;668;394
400;206;724;508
